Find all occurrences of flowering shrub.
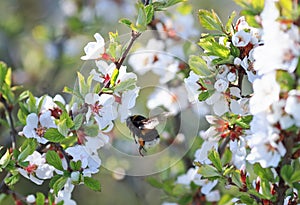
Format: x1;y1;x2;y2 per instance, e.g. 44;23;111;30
0;0;299;204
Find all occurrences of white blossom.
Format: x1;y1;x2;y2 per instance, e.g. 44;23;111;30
81;33;105;60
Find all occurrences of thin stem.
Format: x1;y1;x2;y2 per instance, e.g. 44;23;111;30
0;95;17;149
115;30;141;69
99;31;141;95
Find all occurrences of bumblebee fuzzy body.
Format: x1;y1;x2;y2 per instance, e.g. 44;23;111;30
126;115;160;156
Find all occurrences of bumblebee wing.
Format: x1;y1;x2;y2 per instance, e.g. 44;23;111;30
141;129;159;142
139;112;172;129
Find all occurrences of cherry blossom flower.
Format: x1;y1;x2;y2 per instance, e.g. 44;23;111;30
81;33;105;60
55;178;76;205
147;85;189;115
250;73;280;114
128;38;165;75
85;93;117;131
18;151;56;185
232;30;251;47
116;87;140;122
285;90;300;127
66;144;101;176
22;111;56;144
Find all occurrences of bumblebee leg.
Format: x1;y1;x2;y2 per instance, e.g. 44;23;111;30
138;139;146;156
131;133;137;144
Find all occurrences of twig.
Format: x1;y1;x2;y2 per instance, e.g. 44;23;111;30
115;30;141;69
0;94;17;149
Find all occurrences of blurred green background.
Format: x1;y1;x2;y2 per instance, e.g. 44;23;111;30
0;0;240;204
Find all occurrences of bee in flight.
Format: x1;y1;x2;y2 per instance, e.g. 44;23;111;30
126;112;171;156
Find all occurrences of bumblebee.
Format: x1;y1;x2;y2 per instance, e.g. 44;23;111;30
126;112;171;156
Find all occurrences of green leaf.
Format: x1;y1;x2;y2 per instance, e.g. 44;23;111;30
73;114;84;130
83;124;99;137
53;176;68;195
231;170;243;188
198;91;210;101
84;177;101;192
276;70;295;92
199;36;230;59
208;150;222;172
198;9;223;32
36;192;45;205
166;0;185;7
28;92;37;113
261;179;272;199
70;161;82;171
110;68;119;87
18;139;36;162
225;11;236;34
44;128;65;143
254;163;275;182
114;78;137;92
188;55;212;77
135;3;147;31
49;174;61;189
197;164;221;178
0;149;11;168
178;194;193;205
145;5;154;24
119;18;133;28
147;177;163;189
290;168;300;184
63;86;84;101
58;119;69;137
4;173;19;186
77;72;88;95
46;150;64;171
221;148;232;166
0;62;8;86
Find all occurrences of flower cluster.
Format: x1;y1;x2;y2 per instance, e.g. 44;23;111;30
179;0;300;204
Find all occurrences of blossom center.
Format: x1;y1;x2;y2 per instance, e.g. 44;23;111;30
35;127;46;137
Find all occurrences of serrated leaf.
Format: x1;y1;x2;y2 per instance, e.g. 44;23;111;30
188;55;212;77
119;18;133;28
46;150;64;171
4;174;19;186
18;139;36;162
49;174;61;189
198;9;223;32
199;37;230;59
73;114;83;130
208;150;222;172
83;124;99;137
53;176;68;195
135;3;147;31
145;5;154;24
44;128;65;143
254;163;275;182
197;164;221;178
58;119;69;137
36;192;45;205
18;90;30;102
84;177;101;192
114;78;136;92
225;11;236;34
70;161;82;171
231;170;243;188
